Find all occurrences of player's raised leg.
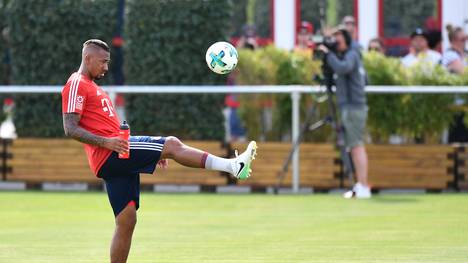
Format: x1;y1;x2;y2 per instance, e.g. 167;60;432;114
160;136;257;180
110;202;137;263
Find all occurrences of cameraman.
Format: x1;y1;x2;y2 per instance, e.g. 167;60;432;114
318;28;371;199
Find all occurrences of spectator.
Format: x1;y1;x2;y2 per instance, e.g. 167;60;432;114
223;74;246;143
318;27;371;199
0;98;17;139
442;24;467;74
342;16;363;53
426;30;442;51
424;17;442;51
295;21;315;58
368;38;385;54
236;24;258;50
223;93;247;143
401;28;441;67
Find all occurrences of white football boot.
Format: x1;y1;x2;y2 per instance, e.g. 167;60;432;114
231;141;257;180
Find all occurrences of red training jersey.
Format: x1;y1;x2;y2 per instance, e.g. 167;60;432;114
61;72;120;175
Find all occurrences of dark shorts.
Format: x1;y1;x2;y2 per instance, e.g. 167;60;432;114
98;136;166;216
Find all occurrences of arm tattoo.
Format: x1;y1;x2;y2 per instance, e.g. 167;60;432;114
63;113;107;147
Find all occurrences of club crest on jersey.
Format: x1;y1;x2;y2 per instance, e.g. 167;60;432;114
76;95;84;110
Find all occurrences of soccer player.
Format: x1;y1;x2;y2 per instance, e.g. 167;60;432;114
61;39;257;263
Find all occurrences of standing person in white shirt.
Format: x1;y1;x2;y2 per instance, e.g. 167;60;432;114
401;28;442;67
442;24;467;74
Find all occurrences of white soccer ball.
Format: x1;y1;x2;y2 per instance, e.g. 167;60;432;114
205;41;238;74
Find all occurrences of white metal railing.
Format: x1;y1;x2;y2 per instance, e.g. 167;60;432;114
1;85;468;93
1;85;467;193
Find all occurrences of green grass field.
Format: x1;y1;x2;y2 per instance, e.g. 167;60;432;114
1;192;467;263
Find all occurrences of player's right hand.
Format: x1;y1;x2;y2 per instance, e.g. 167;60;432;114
104;137;129;154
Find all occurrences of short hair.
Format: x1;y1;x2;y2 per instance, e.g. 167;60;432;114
83;39;110;52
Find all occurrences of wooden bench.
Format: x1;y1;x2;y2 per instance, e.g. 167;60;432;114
4;139;457;190
140;141;227;185
8;139;98;183
367;145;454;190
231;142;341;189
453;144;468;190
232;142;454;190
8;139;227;186
0;139;13;180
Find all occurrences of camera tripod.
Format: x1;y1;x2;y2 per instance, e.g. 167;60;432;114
273;81;355;194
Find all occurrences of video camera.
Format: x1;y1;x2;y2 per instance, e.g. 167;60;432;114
318;36;338;52
312;35;337;87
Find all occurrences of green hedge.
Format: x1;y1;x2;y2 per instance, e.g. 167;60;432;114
235;46;331;141
0;0;6;85
364;51;466;141
235;47;468;142
4;0;231;139
6;0;116;137
0;1;7;122
124;0;233;140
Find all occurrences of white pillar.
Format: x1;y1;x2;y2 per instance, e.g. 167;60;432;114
358;0;379;50
274;0;296;50
442;0;468;52
291;92;300;193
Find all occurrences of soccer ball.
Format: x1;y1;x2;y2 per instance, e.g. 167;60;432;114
205;41;238;74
